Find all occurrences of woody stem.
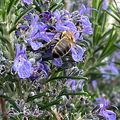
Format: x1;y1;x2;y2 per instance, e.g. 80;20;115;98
0;97;8;120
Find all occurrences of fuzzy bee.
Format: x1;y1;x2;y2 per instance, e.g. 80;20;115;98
52;31;75;58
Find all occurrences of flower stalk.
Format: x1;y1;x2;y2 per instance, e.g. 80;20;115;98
0;97;8;120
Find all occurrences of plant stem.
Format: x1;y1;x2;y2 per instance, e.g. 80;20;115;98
0;97;8;120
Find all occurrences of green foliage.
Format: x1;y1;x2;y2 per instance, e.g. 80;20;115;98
0;0;120;119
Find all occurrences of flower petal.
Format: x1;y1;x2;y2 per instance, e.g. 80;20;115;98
102;0;108;10
22;0;33;5
99;109;116;120
27;38;43;50
79;4;86;15
53;10;61;21
69;79;76;91
18;61;31;79
96;97;109;108
71;45;84;62
82;26;93;35
81;16;92;26
53;58;63;67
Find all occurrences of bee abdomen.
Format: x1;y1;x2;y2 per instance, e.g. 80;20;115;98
52;38;71;58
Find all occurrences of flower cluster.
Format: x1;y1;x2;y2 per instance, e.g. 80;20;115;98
96;97;116;120
13;2;93;79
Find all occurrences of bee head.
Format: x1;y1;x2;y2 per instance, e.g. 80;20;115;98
61;31;75;42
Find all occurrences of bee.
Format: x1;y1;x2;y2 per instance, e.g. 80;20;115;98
52;31;75;58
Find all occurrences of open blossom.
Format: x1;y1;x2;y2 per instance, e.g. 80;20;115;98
53;10;71;22
96;97;116;120
40;11;52;23
66;79;85;91
13;44;32;78
71;45;84;62
81;16;93;35
25;14;54;50
30;62;49;80
79;4;87;15
66;79;76;91
79;4;92;16
100;63;118;79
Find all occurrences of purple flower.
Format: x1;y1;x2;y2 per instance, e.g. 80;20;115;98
91;80;97;90
71;45;84;62
53;10;71;22
102;0;108;10
40;11;51;23
100;63;118;79
52;58;63;67
24;13;33;25
96;97;109;108
53;10;61;21
79;4;87;15
25;14;54;50
22;0;33;5
25;15;43;50
55;20;80;40
15;25;29;38
81;16;93;35
13;44;32;78
66;79;85;91
79;4;92;16
66;79;76;91
96;97;116;120
30;62;49;80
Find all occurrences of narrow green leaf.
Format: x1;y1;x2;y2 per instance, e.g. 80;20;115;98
47;76;88;82
49;2;57;10
38;99;61;110
50;0;63;12
9;5;35;33
105;10;120;23
51;3;64;12
9;26;16;34
100;28;114;56
59;91;89;97
110;5;120;18
113;24;120;28
0;27;3;34
100;28;114;40
27;92;47;102
113;0;120;13
7;0;18;14
0;34;14;58
0;34;10;44
14;5;35;25
33;0;42;12
100;29;118;60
